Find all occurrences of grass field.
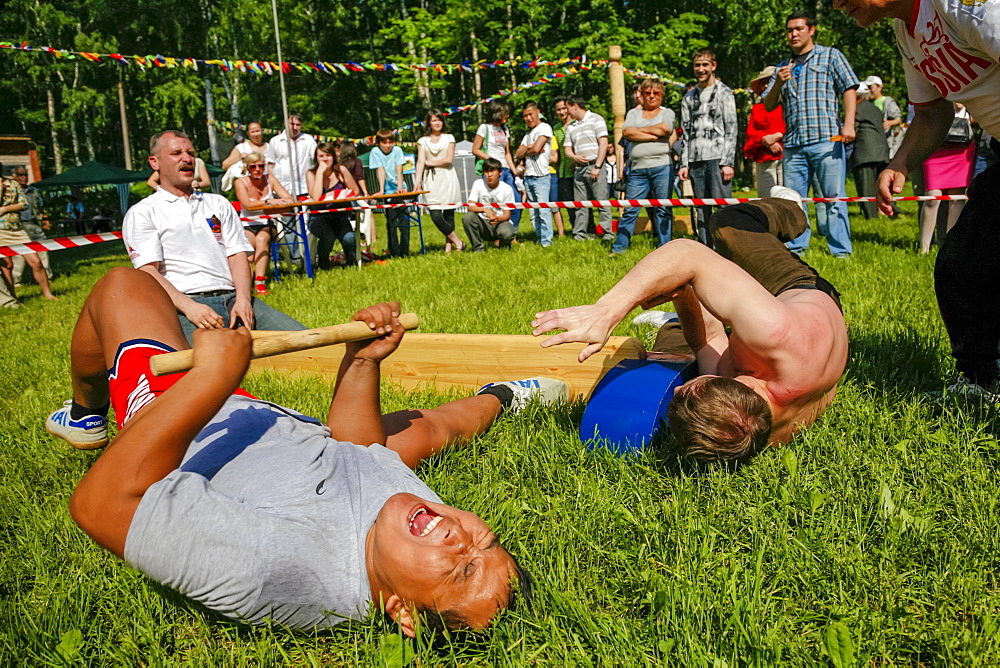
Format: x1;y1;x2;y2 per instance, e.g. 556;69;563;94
4;199;1000;665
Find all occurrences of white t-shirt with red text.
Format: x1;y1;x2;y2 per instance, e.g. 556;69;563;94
895;0;1000;135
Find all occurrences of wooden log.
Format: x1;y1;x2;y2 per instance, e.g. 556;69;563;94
251;333;647;400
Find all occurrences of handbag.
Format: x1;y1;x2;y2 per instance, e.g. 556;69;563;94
475;127;490;174
946;115;974;146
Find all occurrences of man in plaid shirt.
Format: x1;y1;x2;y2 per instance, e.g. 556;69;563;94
764;10;859;258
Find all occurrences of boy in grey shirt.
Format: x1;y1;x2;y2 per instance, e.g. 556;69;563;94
47;268;564;635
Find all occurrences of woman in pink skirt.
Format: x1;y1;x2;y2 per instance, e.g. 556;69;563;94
919;103;975;254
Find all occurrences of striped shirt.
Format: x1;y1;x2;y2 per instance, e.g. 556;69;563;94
565;110;609;162
763;45;859;148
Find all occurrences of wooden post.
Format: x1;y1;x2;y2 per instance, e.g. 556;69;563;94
609;45;626;220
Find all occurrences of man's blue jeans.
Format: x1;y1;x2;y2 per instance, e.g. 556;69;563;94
500;167;522;227
180;291;306;344
612;164;674;254
783;141;852;256
524;175;553;246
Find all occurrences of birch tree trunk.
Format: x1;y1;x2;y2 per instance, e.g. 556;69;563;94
471;28;483;125
46;83;63;173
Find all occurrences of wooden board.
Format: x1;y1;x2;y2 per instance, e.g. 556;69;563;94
250;333;647;400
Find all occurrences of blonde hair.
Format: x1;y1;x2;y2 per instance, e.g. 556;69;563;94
242;151;265;166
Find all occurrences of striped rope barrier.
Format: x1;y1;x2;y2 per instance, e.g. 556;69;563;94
0;231;123;258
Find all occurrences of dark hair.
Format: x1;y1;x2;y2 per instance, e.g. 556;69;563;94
288;112;303;123
310;141;338;173
567;95;587;109
149;130;189;155
337;142;358;168
423;109;448;136
693;47;716;62
521;100;540;112
416;549;533;634
787;10;816;27
481;157;503;174
554;95;569;105
667;376;773;464
485;101;511;125
376;128;396;143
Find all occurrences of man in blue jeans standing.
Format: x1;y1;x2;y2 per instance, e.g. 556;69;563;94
764;10;859;258
678;48;738;249
515;101;555;247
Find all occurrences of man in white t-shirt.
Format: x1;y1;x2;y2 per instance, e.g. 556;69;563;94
124;130;305;343
564;96;612;241
833;0;1000;399
265;114;316;197
462;158;517;251
514;101;555;247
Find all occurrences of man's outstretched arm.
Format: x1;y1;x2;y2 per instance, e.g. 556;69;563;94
326;302;403;446
877;98;953;214
70;328;252;558
532;239;788;362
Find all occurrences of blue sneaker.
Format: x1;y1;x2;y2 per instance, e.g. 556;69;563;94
46;400;109;450
477;377;570;413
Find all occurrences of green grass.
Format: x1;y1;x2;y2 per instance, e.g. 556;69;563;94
4;200;1000;665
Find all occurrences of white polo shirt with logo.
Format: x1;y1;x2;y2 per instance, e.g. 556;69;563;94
123;188;253;295
895;0;1000;136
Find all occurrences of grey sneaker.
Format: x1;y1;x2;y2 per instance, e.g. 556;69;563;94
632;310;678;327
925;376;1000;404
45;400;109;450
477;377;570;413
769;186;803;205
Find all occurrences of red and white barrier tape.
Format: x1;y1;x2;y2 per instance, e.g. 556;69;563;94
0;194;971;256
238;194;971;220
0;230;123;258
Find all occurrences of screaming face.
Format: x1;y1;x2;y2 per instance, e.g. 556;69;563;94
366;493;519;636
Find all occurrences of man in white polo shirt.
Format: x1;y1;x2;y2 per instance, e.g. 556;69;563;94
563;96;612;241
514;101;555;247
124;130;305;342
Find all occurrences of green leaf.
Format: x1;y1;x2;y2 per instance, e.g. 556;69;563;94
879;483;895;518
55;629;83;663
825;622;856;668
781;448;797;478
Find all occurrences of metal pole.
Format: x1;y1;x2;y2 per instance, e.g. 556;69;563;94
118;74;132;170
270;0;313;279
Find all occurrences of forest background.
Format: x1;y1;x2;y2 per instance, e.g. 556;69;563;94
1;0;903;179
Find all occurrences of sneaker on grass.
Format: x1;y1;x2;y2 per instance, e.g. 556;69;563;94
769;186;803;205
925;375;1000;404
632;310;678;328
45;400;109;450
476;377;570;413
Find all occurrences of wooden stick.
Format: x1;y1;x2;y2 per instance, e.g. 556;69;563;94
149;313;420;376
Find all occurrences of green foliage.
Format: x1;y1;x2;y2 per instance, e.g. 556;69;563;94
4;199;1000;663
3;0;909;173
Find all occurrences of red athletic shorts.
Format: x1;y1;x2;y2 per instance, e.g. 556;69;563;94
108;339;256;429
